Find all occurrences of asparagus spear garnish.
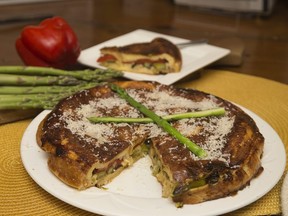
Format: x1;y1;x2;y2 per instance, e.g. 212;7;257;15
0;66;123;81
109;83;207;158
88;107;225;123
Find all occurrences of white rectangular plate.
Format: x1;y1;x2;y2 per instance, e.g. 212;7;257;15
78;29;230;85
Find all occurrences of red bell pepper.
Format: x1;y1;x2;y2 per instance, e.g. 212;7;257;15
15;16;81;69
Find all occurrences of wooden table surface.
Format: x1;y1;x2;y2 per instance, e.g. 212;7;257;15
0;0;287;84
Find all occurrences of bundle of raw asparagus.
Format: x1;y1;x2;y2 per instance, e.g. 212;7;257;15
0;66;123;110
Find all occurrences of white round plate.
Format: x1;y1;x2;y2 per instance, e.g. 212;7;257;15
21;106;286;216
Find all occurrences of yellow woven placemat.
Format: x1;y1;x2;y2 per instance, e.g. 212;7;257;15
0;70;287;215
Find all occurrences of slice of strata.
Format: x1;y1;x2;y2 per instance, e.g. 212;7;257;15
97;38;182;75
37;81;264;204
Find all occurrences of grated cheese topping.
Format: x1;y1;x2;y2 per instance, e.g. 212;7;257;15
61;85;235;164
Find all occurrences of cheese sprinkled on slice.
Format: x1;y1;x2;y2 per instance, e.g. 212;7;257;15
178;116;235;163
127;88;219;116
61;85;234;164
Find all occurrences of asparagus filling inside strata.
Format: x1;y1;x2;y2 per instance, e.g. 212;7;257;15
149;145;207;198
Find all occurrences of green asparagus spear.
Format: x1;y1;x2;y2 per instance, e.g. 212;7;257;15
0;93;66;109
0;83;97;94
0;82;101;109
0;101;56;110
88;107;225;123
0;66;123;81
0;74;83;86
109;83;207;158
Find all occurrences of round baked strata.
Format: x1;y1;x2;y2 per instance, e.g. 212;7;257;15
37;81;264;205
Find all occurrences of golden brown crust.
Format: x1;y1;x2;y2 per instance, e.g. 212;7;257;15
48;155;91;190
37;81;264;204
